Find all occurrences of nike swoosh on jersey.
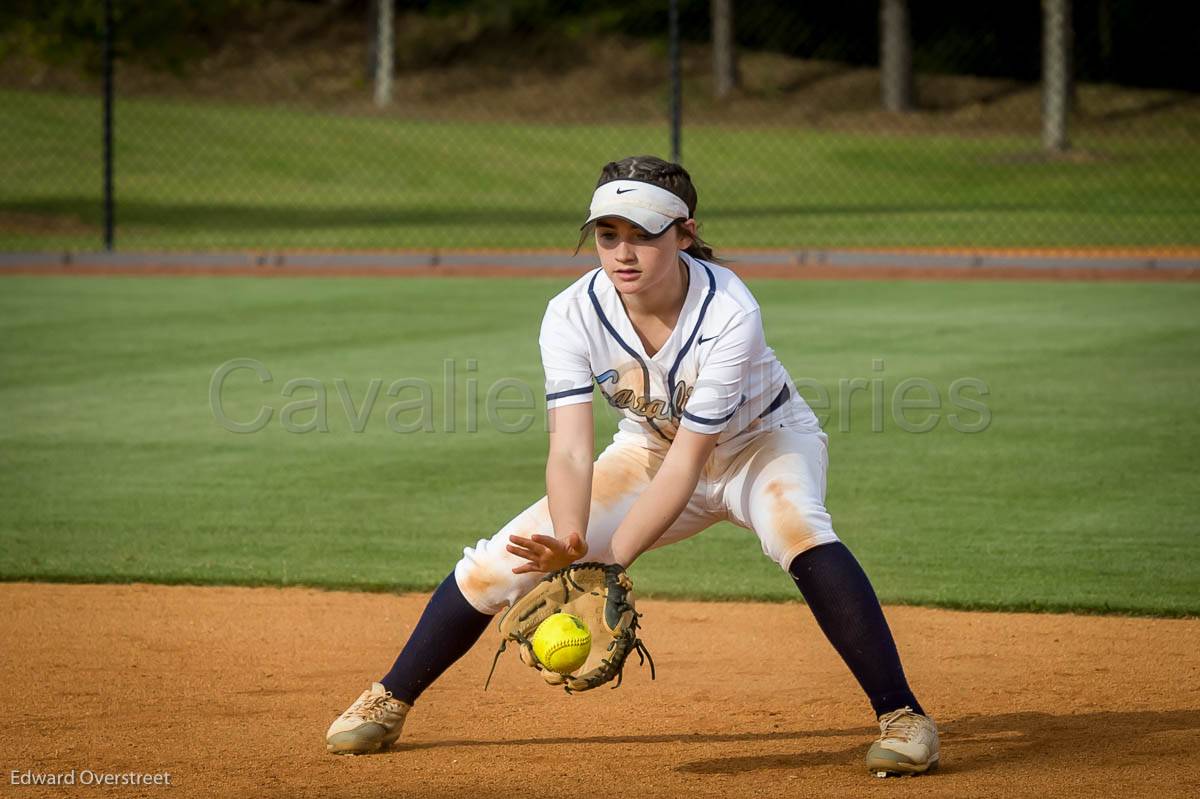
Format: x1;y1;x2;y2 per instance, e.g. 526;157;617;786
697;334;717;345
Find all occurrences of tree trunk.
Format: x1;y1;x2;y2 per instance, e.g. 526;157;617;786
1042;0;1072;152
711;0;738;99
365;0;377;83
880;0;914;112
374;0;394;108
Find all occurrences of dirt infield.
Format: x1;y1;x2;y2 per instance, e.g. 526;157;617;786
2;583;1197;799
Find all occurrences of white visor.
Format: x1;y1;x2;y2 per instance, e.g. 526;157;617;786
582;180;690;235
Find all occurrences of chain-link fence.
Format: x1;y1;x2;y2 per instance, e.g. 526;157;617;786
1;0;1197;253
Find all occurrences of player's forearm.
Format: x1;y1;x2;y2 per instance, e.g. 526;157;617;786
546;450;593;541
609;459;702;568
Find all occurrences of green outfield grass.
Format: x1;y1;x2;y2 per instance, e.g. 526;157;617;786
1;276;1197;615
2;88;1199;250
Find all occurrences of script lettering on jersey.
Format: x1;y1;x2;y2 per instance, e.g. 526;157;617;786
595;370;694;422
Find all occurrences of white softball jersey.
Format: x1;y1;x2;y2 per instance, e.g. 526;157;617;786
452;253;839;616
540;251;821;450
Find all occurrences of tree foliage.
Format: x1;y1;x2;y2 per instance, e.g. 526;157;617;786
0;0;267;74
2;0;1195;90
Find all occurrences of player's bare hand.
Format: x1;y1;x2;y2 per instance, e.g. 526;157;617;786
507;532;588;574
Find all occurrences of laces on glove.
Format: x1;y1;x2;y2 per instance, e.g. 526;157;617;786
606;634;656;690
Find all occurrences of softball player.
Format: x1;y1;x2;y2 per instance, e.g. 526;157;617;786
326;155;940;777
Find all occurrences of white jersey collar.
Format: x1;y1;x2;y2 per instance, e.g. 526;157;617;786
591;255;705;362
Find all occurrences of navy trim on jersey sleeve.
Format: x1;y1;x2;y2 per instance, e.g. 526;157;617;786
683;393;747;426
546;385;594;401
682;406;740;426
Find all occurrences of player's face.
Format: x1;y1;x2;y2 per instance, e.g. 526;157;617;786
594;217;696;296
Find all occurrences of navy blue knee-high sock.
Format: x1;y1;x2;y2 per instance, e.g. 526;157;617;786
788;542;924;718
379;571;493;706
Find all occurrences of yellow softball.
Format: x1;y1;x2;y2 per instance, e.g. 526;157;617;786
531;612;592;675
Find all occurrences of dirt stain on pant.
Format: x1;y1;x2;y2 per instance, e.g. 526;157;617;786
764;477;815;553
590;446;659;510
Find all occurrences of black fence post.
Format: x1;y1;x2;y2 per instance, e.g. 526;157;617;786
668;0;681;164
103;0;115;251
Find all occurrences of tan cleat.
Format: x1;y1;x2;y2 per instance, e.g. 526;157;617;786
865;706;940;777
326;682;412;755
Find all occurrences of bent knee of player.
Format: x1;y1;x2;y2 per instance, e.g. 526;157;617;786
751;497;839;572
454;540;544;615
454;506;553;615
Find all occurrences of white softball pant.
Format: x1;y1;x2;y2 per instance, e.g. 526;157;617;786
454;425;839;615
